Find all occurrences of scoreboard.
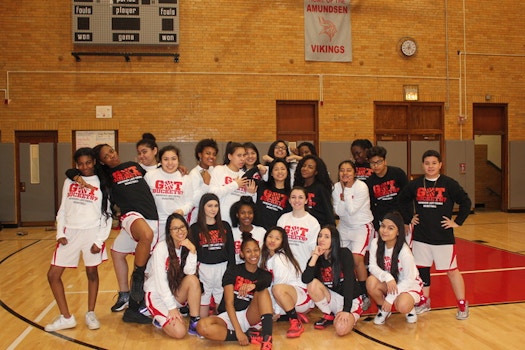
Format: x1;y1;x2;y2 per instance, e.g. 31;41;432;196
72;0;179;45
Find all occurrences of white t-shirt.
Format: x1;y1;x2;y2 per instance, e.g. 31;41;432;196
277;211;320;270
231;225;266;265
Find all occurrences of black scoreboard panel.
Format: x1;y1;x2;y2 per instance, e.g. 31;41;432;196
72;0;179;45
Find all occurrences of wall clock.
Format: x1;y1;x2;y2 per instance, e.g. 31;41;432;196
400;37;417;57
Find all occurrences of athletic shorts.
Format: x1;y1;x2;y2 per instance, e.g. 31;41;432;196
145;291;186;328
339;222;373;256
270;285;314;315
199;261;228;305
113;212;159;253
412;241;458;272
326;290;363;324
217;309;261;332
51;227;107;267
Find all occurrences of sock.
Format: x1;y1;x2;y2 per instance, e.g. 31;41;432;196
134;265;146;274
315;298;331;314
190;316;200;323
377;305;382;312
358;281;367;295
260;313;273;337
285;308;298;320
457;299;466;311
225;329;237;341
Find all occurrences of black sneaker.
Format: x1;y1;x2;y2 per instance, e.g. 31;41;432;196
314;313;335;330
111;291;130;312
130;269;145;303
246;328;263;344
122;308;152;324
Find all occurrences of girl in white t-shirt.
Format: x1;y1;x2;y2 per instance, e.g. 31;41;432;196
276;186;320;271
367;211;424;325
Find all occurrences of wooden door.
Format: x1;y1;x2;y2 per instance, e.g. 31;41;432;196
276;100;318;151
15;131;58;226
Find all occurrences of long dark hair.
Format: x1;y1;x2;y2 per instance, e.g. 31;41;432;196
260;226;302;275
223;141;245;165
197;193;227;243
242;142;261;168
265;140;289;165
322;225;343;289
165;213;190;294
294;155;332;192
375;212;406;282
73;147;111;220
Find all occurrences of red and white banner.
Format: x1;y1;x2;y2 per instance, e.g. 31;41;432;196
304;0;352;62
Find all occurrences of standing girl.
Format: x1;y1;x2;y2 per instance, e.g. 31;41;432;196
294;155;335;226
144;213;202;338
301;226;363;336
276;186;320;270
188;138;218;225
196;232;274;350
76;143;159;324
332;160;374;309
136;133;159;171
45;148;112;332
230;196;266;265
260;226;314;338
367;212;423;325
145;145;193;241
350;139;373;181
254;159;292;229
210;142;255;225
242;142;264;180
190;193;236;318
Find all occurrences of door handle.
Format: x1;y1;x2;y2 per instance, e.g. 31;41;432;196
20;182;26;192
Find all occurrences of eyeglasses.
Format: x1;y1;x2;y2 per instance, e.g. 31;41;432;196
274;146;287;151
170;225;187;233
369;159;385;167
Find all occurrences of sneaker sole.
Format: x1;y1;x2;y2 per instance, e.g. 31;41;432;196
111;302;129;312
286;328;305;338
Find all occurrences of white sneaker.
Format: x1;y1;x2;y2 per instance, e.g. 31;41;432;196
45;314;77;332
373;310;391;325
456;301;469;320
85;311;100;330
415;297;431;315
406;308;418;323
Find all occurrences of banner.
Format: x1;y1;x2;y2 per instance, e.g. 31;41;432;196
304;0;352;62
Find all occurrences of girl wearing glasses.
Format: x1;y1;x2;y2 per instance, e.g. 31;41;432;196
144;213;202;338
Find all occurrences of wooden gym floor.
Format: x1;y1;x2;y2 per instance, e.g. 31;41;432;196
1;211;524;349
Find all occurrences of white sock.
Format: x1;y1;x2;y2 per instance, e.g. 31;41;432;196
315;298;331;314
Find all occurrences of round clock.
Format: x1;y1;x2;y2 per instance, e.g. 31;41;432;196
400;38;417;57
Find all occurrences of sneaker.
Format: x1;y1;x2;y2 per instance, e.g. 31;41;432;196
456;301;469;320
297;312;309;324
314;313;335;330
139;300;151;317
188;319;204;338
130;269;145;303
44;314;77;332
111;291;129;312
85;311;100;330
361;294;371;311
415;297;431;315
260;335;272;350
246;328;263;344
373;310;391;325
122;308;152;324
286;318;304;338
405;308;417;324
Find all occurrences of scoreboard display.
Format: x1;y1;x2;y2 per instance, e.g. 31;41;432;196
72;0;179;45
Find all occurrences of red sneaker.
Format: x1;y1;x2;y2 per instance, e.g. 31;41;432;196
246;328;263;345
286;318;304;338
314;313;335;330
297;312;309;324
260;335;272;350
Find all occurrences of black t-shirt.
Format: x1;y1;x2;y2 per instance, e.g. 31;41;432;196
304;182;335;226
217;263;272;313
190;221;235;266
254;182;291;229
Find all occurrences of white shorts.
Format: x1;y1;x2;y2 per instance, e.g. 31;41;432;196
412;241;458;271
270;285;314;315
327;290;363;324
114;212;159;253
51;227;108;267
339;223;373;256
217;309;261;332
199;261;228;305
145;291;185;328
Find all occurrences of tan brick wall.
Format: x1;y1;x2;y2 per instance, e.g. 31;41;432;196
1;0;524;143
